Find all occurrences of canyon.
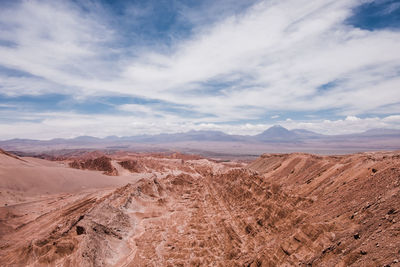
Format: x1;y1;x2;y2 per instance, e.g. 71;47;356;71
0;149;399;266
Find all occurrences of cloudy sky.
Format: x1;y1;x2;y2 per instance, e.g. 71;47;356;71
0;0;399;139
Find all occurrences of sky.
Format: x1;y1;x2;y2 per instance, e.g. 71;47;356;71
0;0;399;139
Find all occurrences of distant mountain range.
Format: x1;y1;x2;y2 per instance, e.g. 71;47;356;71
1;125;400;156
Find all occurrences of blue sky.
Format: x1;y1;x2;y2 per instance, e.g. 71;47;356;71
0;0;400;139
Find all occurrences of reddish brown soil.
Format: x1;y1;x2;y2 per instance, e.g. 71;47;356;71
69;156;119;176
0;148;25;161
117;160;144;173
0;150;399;266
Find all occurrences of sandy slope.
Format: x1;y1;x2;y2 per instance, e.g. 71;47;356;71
0;150;399;266
0;151;143;206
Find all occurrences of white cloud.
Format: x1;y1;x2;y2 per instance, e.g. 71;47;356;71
383;115;400;123
0;110;399;140
0;0;400;138
117;0;400;117
118;104;155;114
280;115;400;135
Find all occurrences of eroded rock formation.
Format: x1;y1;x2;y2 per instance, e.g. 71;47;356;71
69;156;118;176
1;151;399;266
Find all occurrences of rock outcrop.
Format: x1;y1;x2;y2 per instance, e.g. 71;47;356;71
69;156;118;176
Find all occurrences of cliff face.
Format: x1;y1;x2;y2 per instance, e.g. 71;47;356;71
117;160;144;173
0;151;399;266
69;156;119;176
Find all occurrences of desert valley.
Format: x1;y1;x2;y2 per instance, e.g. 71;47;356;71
0;147;399;266
1;0;400;266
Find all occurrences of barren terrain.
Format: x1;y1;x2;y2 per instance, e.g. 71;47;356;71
2;126;400;158
0;148;399;266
